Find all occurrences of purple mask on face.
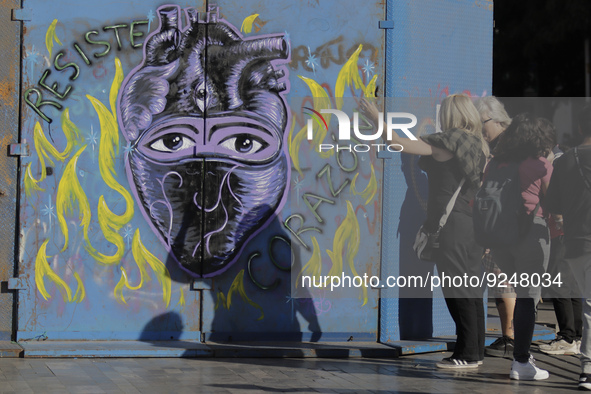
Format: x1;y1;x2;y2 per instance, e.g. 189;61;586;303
118;5;291;277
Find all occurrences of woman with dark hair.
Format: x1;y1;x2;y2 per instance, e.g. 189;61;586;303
488;113;555;381
539;117;583;357
361;94;488;369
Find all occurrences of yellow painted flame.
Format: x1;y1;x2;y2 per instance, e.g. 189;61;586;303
363;74;378;98
85;58;134;265
226;270;264;320
56;145;91;252
25;116;81;196
73;272;86;303
335;45;363;110
113;267;144;304
113;269;128;304
24;163;45;196
177;287;186;307
109;59;124;116
289;124;307;178
326;201;366;305
350;164;377;205
241;13;260;34
297;76;333;160
215;291;227;311
45;19;62;59
35;239;72;302
131;229;171;307
286;113;303;178
297;237;322;288
113;229;172;306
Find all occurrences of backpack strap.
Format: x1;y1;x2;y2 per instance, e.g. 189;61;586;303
436;178;465;232
574;147;591;192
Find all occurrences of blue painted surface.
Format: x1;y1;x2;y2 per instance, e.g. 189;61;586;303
15;0;493;349
19;340;211;358
380;0;493;342
17;0;384;343
0;0;21;341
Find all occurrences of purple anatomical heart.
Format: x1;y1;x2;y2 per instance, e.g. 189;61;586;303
118;5;291;277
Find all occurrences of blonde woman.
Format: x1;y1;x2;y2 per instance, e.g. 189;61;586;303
361;94;488;368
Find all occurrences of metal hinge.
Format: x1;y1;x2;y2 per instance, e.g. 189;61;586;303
9;144;29;156
379;20;394;29
7;276;27;290
11;9;32;21
377;150;395;159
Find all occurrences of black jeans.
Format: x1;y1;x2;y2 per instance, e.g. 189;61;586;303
443;296;485;361
494;217;550;363
548;235;583;342
437;212;486;361
553;297;583;341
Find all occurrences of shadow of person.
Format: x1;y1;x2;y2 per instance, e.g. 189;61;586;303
202;208;322;346
139;311;213;357
149;200;322;356
397;151;434;340
139;311;184;341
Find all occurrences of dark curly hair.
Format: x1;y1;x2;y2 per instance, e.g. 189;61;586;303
493;113;556;162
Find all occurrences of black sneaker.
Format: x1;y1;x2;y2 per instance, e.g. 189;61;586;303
579;373;591;390
436;357;480;369
485;336;514;359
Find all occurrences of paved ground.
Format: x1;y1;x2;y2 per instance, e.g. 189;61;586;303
0;300;581;393
0;349;583;394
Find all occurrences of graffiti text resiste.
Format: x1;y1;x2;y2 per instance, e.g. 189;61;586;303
25;20;149;124
306;108;417;152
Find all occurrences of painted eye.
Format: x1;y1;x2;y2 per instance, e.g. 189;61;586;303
149;133;196;152
195;82;208;112
220;134;267;154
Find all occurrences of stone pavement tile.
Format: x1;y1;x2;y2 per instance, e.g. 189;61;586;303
5;384;33;394
403;351;580;393
96;383;120;391
6;380;31;389
321;373;370;390
65;386;107;394
27;381;66;389
116;384;141;394
0;351;586;393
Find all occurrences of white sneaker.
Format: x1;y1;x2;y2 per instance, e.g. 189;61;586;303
510;356;549;380
576;339;582;355
539;337;578;355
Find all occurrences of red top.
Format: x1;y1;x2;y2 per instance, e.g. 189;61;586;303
518;156;552;218
484;156;553;218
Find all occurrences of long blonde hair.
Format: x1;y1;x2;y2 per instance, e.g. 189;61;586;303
440;94;489;157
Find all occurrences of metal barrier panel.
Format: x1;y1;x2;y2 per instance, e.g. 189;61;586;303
0;0;21;341
380;0;493;342
17;0;385;343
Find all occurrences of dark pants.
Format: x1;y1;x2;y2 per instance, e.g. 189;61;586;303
494;217;550;363
443;296;486;361
547;235;583;342
553;297;583;341
437;212;486;361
